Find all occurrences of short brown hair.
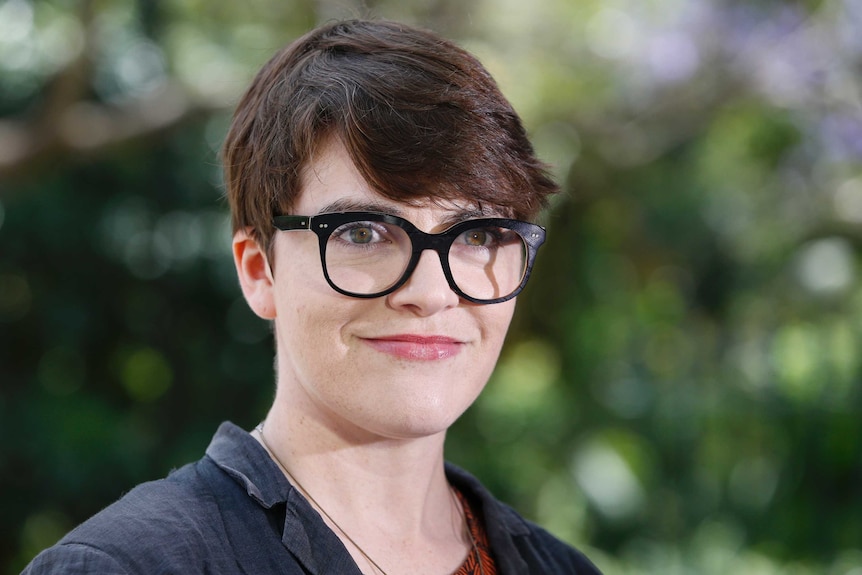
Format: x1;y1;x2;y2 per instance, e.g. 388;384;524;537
222;19;558;249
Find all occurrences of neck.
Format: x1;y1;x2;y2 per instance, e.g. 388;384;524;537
258;398;452;537
254;409;475;575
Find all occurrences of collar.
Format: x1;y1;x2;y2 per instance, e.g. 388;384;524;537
205;421;532;571
205;421;289;508
205;422;361;573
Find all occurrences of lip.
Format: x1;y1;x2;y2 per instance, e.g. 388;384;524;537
361;334;465;361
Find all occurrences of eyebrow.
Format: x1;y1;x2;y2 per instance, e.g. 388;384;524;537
316;198;406;216
315;198;499;226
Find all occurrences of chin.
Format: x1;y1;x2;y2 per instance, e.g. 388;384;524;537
386;399;472;439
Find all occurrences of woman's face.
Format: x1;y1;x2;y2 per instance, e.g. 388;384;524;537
263;140;517;441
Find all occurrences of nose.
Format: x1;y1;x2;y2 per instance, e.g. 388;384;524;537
386;250;460;315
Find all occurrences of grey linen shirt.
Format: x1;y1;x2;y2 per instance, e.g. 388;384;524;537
23;421;602;574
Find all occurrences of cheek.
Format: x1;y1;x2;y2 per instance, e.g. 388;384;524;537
281;297;339;350
272;279;322;354
480;302;517;343
467;303;516;383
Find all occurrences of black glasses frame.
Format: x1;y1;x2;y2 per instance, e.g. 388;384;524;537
272;211;546;304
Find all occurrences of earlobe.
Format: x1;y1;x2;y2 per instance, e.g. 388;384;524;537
233;229;277;320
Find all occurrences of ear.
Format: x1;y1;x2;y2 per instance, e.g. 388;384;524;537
233;229;276;320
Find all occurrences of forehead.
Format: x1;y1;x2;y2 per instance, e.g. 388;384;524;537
295;139;500;224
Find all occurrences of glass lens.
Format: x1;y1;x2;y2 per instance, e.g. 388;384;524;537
448;224;527;300
324;219;412;294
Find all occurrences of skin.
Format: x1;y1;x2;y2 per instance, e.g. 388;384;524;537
233;139;517;574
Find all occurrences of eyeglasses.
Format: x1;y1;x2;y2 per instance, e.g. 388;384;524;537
272;211;546;304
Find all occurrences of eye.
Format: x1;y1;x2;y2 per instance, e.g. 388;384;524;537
346;225;375;244
463;230;489;246
332;221;392;247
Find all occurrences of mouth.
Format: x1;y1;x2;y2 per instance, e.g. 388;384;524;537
361;334;465;361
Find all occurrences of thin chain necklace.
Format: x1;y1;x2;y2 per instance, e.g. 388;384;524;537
254;423;484;575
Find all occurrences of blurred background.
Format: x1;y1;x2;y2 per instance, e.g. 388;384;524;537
2;0;861;573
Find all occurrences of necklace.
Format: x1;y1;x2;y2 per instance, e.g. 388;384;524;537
254;423;483;575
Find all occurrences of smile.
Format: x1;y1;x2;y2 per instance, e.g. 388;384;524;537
361;334;465;361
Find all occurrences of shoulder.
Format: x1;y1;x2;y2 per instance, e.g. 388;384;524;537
24;458;233;575
445;463;603;574
510;517;603;574
23;543;130;575
73;459;224;544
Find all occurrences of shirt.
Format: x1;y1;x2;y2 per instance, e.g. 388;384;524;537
22;422;603;574
452;489;496;574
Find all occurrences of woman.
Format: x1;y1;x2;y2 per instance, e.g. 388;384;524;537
24;19;602;574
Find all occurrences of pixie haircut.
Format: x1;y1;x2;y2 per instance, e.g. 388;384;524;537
223;19;559;250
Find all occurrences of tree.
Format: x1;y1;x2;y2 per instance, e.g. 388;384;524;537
3;0;861;573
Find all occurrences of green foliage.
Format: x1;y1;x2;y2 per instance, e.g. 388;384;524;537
2;0;862;574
